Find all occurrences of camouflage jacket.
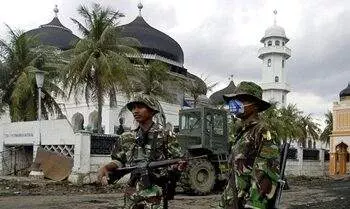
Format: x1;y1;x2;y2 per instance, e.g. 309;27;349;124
111;122;182;179
232;117;279;180
220;116;280;209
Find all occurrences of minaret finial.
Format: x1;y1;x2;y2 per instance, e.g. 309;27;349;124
138;1;143;17
54;5;59;17
228;74;234;81
273;9;277;25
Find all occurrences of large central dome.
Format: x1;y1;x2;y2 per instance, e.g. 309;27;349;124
26;17;79;50
119;16;184;65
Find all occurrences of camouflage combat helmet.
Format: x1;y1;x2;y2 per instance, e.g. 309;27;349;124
223;83;271;112
126;93;161;113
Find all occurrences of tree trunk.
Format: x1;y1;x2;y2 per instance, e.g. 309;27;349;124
96;78;103;134
109;89;117;108
97;96;103;133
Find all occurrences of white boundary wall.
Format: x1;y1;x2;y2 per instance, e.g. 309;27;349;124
1;120;338;184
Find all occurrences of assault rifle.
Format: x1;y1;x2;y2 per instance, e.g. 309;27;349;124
113;155;207;209
114;155;206;178
272;142;290;209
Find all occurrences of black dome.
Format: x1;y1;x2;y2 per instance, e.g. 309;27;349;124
340;83;350;99
26;17;79;50
209;81;236;105
119;16;184;65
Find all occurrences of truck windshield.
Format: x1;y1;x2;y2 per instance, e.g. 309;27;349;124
180;113;201;130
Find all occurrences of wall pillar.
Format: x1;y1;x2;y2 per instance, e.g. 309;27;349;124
0;142;3;174
297;146;303;175
319;149;325;175
329;152;337;175
69;131;91;184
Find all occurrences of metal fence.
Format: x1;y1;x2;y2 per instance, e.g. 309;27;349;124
287;147;298;160
0;146;32;176
90;133;119;155
303;149;320;160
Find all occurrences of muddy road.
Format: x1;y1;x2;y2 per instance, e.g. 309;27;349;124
0;176;349;209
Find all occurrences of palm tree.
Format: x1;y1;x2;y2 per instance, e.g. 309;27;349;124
64;3;140;133
182;76;217;108
261;102;282;141
298;114;321;148
263;104;303;144
319;111;333;145
131;60;176;101
0;25;65;122
263;103;321;147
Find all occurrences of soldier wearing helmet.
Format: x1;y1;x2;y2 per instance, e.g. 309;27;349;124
219;84;280;209
98;93;185;209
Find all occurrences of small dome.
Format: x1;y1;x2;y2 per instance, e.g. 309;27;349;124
260;24;289;43
26;17;79;50
209;81;236;105
340;83;350;100
119;16;184;65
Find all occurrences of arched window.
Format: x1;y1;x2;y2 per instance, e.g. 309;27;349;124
267;59;272;67
72;112;84;131
282;60;285;68
275;76;279;82
282;42;285;46
88;111;98;132
267;41;272;46
275;40;280;46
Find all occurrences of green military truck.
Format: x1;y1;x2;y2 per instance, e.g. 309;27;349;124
177;107;230;195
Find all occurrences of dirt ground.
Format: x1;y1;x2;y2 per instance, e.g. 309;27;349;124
0;176;349;209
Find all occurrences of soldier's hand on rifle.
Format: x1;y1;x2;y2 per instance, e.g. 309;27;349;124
98;162;119;186
172;160;188;171
98;166;110;186
179;160;188;171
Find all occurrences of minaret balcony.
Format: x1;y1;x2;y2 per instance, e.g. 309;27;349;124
260;82;291;92
258;46;291;59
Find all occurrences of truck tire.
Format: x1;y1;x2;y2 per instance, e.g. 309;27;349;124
181;159;216;195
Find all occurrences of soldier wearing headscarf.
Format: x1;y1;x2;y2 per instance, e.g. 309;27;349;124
219;85;280;209
98;93;185;209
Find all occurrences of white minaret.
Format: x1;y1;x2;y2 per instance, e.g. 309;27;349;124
258;10;291;107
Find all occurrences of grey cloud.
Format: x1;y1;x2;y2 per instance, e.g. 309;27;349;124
175;0;350;107
287;7;350;101
6;0;348;108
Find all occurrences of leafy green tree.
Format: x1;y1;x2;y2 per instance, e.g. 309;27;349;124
262;103;321;147
64;3;139;133
182;76;217;108
319;111;333;145
131;60;176;101
298;114;321;148
0;25;64;121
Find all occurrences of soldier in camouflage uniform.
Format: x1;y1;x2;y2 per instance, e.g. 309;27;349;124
98;93;184;209
219;87;280;209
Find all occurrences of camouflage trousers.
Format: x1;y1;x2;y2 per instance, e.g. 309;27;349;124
124;184;163;209
218;174;272;209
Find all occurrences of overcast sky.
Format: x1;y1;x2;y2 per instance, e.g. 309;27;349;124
1;0;349;126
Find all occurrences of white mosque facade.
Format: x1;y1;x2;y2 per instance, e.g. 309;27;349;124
9;4;207;133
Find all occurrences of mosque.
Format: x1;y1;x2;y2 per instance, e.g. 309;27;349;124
6;3;292;132
21;4;208;133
